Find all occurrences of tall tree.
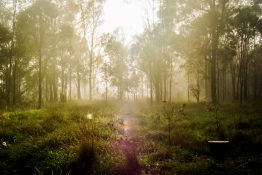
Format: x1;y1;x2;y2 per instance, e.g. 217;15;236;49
79;0;105;100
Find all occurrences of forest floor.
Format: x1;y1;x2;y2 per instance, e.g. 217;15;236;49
0;101;262;175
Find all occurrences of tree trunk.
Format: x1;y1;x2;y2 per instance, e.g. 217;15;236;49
12;58;17;105
38;14;43;109
169;71;172;103
211;33;218;104
188;73;190;103
217;57;220;103
61;60;65;96
89;6;96;101
150;76;153;104
8;0;17;108
105;78;108;103
69;64;72;100
239;37;244;105
243;37;249;101
77;71;81;100
54;64;58;101
210;1;218;104
163;75;167;102
253;36;257;104
141;75;144;98
154;81;161;102
222;65;226;102
197;72;200;104
230;63;236;100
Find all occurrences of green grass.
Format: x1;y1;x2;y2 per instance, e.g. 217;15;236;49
135;102;262;174
0;101;262;174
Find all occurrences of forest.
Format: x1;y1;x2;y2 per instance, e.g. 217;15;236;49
0;0;262;174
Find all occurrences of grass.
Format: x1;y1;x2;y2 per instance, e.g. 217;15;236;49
0;101;262;174
135;102;262;174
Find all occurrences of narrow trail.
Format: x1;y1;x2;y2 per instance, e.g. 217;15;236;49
115;102;141;175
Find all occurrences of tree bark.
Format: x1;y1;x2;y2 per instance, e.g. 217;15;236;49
38;14;43;109
210;1;218;104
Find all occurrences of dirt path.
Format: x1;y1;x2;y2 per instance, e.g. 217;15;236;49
115;102;141;175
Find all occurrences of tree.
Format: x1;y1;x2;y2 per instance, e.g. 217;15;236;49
0;23;11;106
16;0;58;108
104;35;128;100
79;0;105;100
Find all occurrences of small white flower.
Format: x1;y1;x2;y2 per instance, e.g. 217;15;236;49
2;141;7;147
86;113;93;120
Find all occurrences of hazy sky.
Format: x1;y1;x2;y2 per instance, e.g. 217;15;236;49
100;0;156;43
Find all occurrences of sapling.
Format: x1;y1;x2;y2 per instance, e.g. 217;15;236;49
208;104;224;139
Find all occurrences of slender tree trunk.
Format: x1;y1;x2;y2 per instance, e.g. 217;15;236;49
54;64;58;101
188;73;190;103
105;78;108;103
217;58;220;103
205;57;208;101
12;59;17;105
77;71;81;100
89;5;96;101
150;76;153;104
197;72;200;103
230;63;236;100
222;65;226;102
253;36;257;104
50;83;53;101
44;57;48;102
147;81;149;98
243;37;249;101
211;35;217;104
65;73;68;101
164;75;167;102
45;73;48;102
155;81;161;102
8;0;17;108
38;14;43;109
69;64;72;100
210;1;218;104
239;37;244;105
141;75;144;98
169;73;173;103
8;52;12;107
61;60;64;96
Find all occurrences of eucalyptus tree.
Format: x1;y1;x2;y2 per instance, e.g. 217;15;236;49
15;0;58;108
78;0;105;100
104;35;128;100
45;0;79;102
134;27;162;102
180;12;211;101
0;24;11;105
206;0;229;104
231;5;261;103
56;24;74;101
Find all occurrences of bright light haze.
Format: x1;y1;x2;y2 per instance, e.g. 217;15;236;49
101;0;155;43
